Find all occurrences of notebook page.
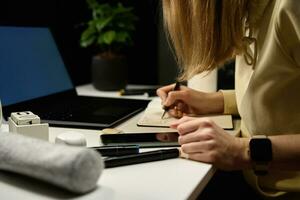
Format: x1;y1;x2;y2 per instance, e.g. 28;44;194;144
137;98;233;129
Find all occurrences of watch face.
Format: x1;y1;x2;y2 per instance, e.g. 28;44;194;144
250;138;272;162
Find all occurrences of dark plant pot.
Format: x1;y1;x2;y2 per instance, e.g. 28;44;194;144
91;56;128;91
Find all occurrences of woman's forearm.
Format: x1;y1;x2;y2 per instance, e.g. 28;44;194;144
239;134;300;171
269;134;300;170
205;91;224;114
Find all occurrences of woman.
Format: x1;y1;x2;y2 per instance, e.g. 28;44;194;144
157;0;300;199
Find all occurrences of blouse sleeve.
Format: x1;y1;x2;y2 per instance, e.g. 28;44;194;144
276;0;300;67
219;89;239;116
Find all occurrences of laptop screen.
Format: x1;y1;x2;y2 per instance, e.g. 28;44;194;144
0;26;73;106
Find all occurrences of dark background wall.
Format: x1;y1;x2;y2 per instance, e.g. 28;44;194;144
0;0;160;86
0;0;234;89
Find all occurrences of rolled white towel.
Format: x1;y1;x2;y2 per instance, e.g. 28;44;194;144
0;132;104;194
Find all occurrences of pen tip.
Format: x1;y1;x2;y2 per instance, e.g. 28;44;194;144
161;111;166;119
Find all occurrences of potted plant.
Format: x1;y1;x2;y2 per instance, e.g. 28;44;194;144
80;0;138;91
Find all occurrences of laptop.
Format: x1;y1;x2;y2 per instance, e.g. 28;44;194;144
0;26;149;129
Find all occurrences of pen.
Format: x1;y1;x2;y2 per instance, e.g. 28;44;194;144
161;82;181;119
104;148;179;168
89;145;140;157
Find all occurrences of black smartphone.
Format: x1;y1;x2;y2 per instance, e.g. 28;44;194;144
100;132;179;148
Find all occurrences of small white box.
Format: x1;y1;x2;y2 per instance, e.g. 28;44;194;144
11;111;40;125
8;117;49;141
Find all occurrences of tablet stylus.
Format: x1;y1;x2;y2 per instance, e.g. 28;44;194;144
104;148;179;168
90;145;140;157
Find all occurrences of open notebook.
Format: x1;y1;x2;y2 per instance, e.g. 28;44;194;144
137;98;233;129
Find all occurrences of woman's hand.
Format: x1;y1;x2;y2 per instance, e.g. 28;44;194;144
171;116;250;170
156;84;224;118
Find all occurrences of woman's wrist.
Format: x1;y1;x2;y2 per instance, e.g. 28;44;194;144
235;137;252;169
205;91;224;114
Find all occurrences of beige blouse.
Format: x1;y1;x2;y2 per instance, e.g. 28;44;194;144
221;0;300;198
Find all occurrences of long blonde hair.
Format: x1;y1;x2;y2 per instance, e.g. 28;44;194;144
162;0;249;80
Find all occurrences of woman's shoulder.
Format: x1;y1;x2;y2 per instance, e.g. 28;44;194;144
275;0;300;21
273;0;300;49
278;0;299;10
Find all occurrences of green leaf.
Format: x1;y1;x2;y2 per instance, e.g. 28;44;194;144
115;31;129;43
81;1;138;52
93;4;111;19
80;27;96;47
94;17;113;32
101;31;116;45
80;35;96;48
86;0;98;10
113;3;133;15
81;27;95;39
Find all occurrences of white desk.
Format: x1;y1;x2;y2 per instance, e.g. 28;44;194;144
0;84;220;200
76;83;158;100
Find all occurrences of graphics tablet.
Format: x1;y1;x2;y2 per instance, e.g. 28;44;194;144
100;132;180;148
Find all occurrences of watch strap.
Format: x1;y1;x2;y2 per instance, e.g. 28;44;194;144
253;162;269;176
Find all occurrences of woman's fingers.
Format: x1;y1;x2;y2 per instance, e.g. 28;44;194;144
158;84;189;106
172;117;216;135
169;116;195;129
181;140;215;153
163;89;189;107
178;127;214;144
156;84;178;103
